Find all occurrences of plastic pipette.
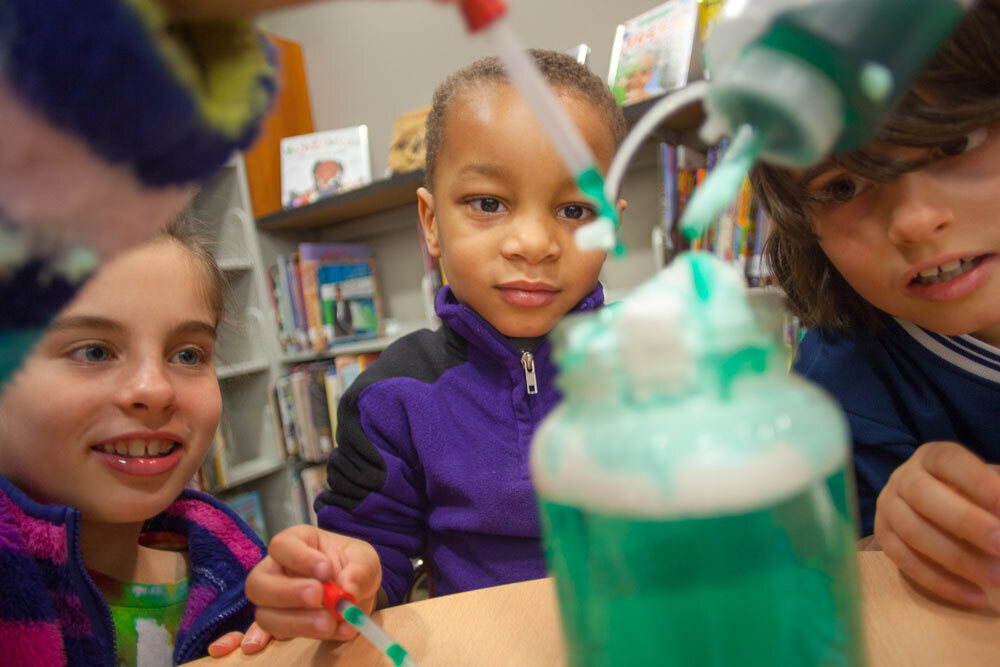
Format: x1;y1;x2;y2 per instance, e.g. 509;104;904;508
459;0;622;255
323;582;419;667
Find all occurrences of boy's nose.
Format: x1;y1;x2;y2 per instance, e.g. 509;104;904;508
885;173;954;246
114;359;176;414
501;214;561;264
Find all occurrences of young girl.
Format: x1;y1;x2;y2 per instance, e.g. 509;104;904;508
0;222;271;665
244;49;627;641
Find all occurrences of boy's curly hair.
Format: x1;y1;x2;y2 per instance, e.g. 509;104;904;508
423;49;627;190
751;2;1000;333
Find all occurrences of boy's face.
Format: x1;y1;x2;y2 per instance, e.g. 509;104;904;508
417;83;618;338
0;240;220;524
804;124;1000;345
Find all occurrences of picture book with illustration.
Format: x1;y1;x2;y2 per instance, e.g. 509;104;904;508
280;126;372;209
608;0;701;106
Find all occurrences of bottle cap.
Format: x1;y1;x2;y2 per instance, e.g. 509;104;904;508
705;46;844;168
460;0;507;32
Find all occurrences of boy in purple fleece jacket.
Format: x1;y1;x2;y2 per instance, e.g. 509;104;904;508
246;50;627;640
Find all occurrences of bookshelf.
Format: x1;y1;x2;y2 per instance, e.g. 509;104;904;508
257;169;426;231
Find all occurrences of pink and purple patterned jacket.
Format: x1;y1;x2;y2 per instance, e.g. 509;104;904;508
0;475;266;666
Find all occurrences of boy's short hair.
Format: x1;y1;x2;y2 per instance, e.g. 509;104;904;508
751;2;1000;333
424;49;627;190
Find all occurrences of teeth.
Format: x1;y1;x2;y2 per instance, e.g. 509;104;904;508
99;439;174;457
914;258;978;285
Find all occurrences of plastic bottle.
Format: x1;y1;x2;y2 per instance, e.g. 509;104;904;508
532;253;865;666
702;0;974;167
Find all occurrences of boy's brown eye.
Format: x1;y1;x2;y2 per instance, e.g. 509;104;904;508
825;178;857;203
563;205;585;219
934;128;988;158
470;197;503;213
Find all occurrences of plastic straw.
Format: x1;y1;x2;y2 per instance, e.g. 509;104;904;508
323;582;418;667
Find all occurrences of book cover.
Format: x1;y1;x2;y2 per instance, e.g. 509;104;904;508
299;464;330;526
608;0;700;106
266;381;289;459
386;105;431;175
298;243;373;351
273;375;300;457
324;366;341;449
317;260;382;344
226;490;268;542
280;126;372;209
307;362;335;456
334;355;362;395
289;368;320;461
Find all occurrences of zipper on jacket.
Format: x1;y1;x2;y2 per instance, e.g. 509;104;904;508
520;351;538;395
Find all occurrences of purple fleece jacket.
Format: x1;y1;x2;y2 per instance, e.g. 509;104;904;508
316;284;604;605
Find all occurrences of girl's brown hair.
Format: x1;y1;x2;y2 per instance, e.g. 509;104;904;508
752;2;1000;333
158;218;228;326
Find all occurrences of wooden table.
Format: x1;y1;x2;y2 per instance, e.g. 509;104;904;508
194;553;1000;666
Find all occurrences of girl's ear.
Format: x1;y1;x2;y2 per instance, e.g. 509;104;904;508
617;198;628;218
417;187;442;259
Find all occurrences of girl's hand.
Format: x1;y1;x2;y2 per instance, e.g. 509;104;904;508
873;441;1000;607
245;524;382;640
206;623;272;657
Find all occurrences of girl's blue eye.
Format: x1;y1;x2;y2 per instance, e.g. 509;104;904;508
173;348;205;366
468;197;506;214
558;204;595;222
70;345;113;363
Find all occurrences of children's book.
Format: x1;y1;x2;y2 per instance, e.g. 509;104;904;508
317;260;382;344
280;126;372;209
307;362;335;456
226;490;268;542
273;375;300;457
298;243;373;351
608;0;701;106
334;355;363;395
299;464;330;526
386;105;431;175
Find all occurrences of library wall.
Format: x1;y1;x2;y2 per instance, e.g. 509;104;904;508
259;0;673;307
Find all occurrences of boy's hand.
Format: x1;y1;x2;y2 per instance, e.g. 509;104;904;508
873;441;1000;607
206;623;272;657
245;525;382;641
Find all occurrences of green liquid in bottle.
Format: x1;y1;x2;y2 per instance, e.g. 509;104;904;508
540;467;864;667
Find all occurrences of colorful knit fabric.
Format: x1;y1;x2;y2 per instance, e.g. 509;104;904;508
0;476;266;666
0;0;277;384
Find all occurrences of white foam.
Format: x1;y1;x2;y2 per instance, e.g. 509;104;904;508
533;428;845;518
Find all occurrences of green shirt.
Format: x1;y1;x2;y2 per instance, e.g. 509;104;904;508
90;570;189;667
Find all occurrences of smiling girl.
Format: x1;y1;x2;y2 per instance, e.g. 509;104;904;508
0;222;270;665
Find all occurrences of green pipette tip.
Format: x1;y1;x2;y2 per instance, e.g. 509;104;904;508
576;166;626;257
679;125;763;243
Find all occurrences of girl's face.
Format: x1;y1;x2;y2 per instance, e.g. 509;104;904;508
0;240;221;524
805;124;1000;346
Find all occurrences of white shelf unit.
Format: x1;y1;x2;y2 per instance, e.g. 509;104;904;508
187;157;299;538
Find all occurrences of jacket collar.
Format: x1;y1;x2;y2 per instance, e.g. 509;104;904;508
434;284;604;362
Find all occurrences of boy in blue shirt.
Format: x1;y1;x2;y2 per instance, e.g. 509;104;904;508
245;49;627;640
752;2;1000;608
